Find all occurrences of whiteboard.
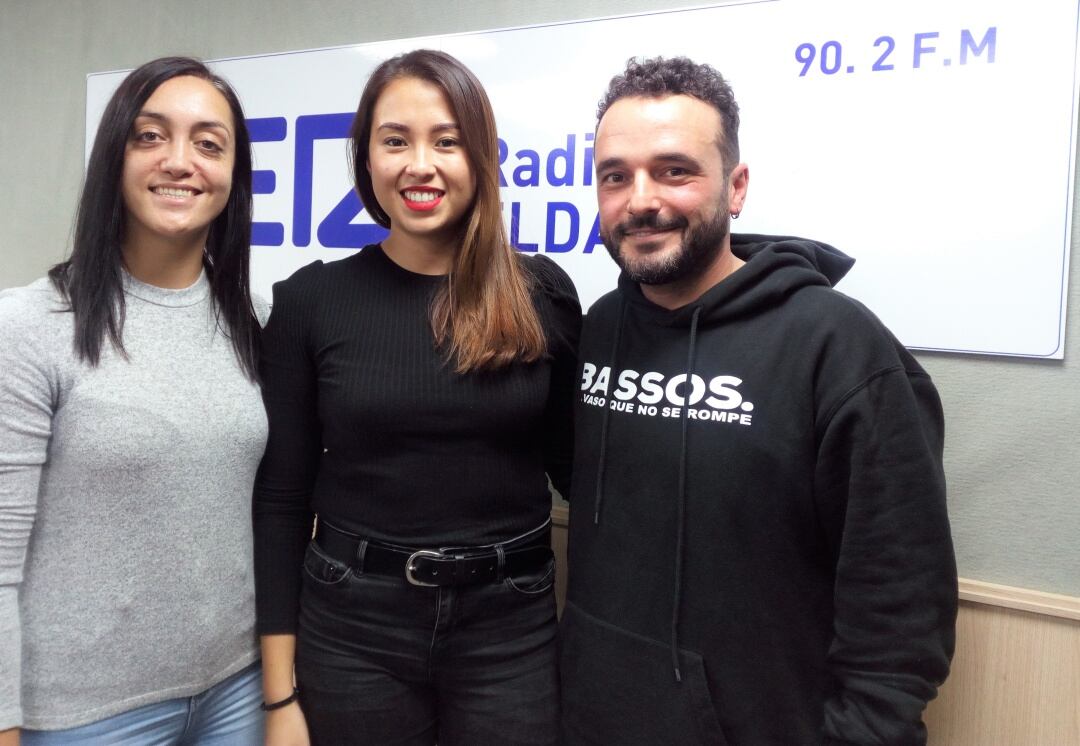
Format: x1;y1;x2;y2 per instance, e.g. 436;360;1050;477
87;0;1080;358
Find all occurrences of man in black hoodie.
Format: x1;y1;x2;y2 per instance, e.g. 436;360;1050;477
559;57;957;746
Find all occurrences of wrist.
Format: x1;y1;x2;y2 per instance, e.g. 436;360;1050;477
261;687;300;711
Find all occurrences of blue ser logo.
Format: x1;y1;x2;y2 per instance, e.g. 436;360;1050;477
248;113;387;249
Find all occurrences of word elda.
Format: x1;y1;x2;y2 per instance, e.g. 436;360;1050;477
246;113;601;254
580;362;755;426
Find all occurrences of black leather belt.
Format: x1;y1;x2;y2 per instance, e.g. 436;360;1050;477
313;520;553;587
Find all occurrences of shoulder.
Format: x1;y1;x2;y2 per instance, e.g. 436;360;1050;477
262;262;327;340
517;254;581;349
267;258;340;315
270;247;380;305
583;287;623;324
263;250;383;341
788;285;899;346
519;254;576;295
0;277;71;375
270;259;327;301
0;276;66;310
518;254;580;322
0;277;69;336
791;287;934;397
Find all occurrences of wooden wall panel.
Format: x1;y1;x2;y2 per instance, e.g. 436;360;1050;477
925;602;1080;746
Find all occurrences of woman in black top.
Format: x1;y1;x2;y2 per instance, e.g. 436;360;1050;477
254;49;580;746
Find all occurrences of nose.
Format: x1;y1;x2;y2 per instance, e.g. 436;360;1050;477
161;139;194;176
626;172;661;215
405;145;436;179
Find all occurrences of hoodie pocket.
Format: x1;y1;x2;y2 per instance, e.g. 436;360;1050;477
560;601;729;746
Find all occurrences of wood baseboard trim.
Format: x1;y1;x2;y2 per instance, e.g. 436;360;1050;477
958;578;1080;621
549;505;1079;622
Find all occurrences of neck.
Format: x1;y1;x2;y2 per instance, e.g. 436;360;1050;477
640;239;745;310
382;231;456;275
122;233;207;289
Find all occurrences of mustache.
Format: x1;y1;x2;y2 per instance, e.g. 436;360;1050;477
611;213;689;240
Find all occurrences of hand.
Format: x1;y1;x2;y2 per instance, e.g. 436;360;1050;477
265;701;309;746
0;728;20;746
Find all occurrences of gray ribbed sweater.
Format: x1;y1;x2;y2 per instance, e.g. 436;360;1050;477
0;271;267;730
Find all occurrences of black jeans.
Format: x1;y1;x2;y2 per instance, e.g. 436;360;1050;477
295;534;559;746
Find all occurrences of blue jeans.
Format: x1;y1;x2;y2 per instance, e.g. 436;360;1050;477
21;661;263;745
295;536;559;746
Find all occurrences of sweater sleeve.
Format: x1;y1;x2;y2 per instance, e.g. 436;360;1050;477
529;256;582;500
0;291;57;730
814;365;957;746
252;267;322;634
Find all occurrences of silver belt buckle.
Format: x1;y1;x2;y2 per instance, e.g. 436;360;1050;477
405;549;446;587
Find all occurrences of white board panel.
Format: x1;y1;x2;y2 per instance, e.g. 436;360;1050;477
87;0;1080;358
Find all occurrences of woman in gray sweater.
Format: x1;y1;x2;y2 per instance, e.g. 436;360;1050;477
0;57;266;745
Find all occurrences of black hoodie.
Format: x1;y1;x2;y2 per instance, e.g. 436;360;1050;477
560;234;957;746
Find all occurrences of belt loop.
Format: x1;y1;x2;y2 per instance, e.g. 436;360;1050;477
356;539;368;574
495;544;506;580
454;552;465;584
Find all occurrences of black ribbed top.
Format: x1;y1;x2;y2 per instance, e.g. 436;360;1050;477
253;244;581;633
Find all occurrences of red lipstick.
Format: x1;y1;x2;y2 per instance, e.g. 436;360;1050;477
401;186;444;212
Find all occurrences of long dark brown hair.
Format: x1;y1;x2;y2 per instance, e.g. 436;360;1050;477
350;49;545;373
49;56;259;380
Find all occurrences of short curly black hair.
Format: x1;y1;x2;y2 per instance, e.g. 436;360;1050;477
598;56;740;172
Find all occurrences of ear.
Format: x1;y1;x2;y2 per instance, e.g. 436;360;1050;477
728;163;749;216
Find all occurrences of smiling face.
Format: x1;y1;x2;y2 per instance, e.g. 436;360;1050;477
367;76;476;258
120;75;235;257
595;94;748;296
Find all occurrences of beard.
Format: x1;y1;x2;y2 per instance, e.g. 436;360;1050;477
602;204;731;286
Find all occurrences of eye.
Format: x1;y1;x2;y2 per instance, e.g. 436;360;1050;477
435;136;459;148
196;139;224;154
600;172;625;185
664;167;688;178
133;130;163;144
384;136;407;147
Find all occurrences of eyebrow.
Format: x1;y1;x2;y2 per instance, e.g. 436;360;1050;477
135;111;232;135
376;121;461;133
594;156;625;173
655;153;703;168
596;152;702;172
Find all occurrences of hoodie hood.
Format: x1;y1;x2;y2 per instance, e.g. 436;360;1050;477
616;233;855;326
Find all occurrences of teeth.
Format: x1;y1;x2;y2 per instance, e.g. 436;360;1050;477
154;187;196;198
404;190;440;203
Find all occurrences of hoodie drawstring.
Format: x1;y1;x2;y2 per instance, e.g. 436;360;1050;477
671;306;702;683
593;300;626;525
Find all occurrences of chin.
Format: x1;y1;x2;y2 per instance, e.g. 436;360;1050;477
624;245;679;269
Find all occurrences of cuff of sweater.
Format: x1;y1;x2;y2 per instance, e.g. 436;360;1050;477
0;706;23;732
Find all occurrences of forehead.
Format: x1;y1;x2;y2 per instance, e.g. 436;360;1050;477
140;75;233;130
373;76;456;121
595;94;722;160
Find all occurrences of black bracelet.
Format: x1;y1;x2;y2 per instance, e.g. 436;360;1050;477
261;687;300;711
